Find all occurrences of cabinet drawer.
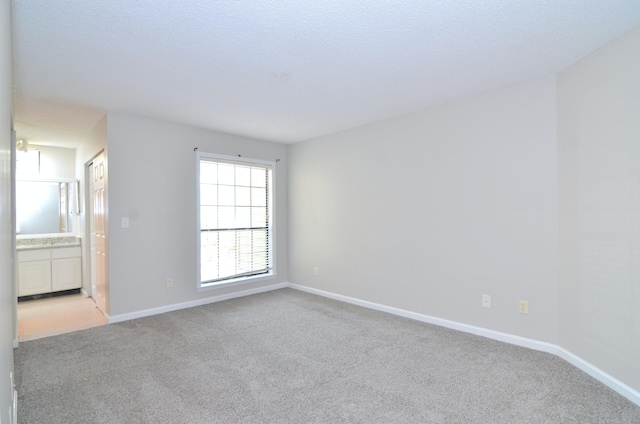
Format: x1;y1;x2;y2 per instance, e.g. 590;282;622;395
17;249;50;262
51;246;81;259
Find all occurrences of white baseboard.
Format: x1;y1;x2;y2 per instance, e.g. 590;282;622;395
108;282;288;324
287;283;640;407
13;339;18;348
556;347;640;406
288;283;557;354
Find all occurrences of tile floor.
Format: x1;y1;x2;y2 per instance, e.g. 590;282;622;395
17;294;108;342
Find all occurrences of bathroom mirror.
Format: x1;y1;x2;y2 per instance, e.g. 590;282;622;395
16;179;78;235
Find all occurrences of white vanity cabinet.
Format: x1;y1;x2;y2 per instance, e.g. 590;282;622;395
17;249;51;296
51;247;83;292
18;246;82;296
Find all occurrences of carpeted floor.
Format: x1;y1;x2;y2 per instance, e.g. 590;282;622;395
14;289;640;423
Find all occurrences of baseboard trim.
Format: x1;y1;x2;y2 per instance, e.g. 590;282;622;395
556;347;640;406
108;282;288;324
287;283;640;407
13;338;18;348
288;284;556;354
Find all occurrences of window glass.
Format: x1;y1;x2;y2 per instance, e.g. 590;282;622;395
197;153;274;288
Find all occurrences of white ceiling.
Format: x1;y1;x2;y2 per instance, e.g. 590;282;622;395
12;1;640;147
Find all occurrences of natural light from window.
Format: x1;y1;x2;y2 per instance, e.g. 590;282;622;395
197;152;274;289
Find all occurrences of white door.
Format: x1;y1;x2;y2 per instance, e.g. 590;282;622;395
92;153;108;314
89;162;96;299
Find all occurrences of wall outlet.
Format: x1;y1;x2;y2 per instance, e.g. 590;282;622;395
166;278;173;289
481;294;491;308
518;300;529;314
314;267;319;276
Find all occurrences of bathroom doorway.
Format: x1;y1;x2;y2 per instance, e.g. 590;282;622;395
15;144;108;341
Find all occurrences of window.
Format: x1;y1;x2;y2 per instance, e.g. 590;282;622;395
197;152;274;289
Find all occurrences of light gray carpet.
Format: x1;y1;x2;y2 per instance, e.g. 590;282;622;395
14;289;640;423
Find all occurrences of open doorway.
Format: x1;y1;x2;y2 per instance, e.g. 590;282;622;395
15;144;108;341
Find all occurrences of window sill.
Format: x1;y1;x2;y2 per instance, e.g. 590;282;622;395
197;272;275;292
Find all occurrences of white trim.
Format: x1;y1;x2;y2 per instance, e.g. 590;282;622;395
197;272;275;292
287;283;640;407
108;282;287;324
195;151;276;290
288;284;557;354
13;338;18;348
556;347;640;406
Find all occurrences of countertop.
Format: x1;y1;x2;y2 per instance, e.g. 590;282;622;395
16;236;81;251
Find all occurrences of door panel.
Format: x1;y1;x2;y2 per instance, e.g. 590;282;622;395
92;153;108;314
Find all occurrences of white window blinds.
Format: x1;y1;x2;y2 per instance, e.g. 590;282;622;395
198;154;273;286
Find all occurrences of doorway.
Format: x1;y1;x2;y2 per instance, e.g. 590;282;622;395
15;146;109;341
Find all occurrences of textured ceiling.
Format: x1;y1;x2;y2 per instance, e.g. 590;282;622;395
12;1;640;147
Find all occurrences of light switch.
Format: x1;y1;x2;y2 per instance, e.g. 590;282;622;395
121;217;130;228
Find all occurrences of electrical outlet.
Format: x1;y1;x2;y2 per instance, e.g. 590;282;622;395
482;294;491;308
314;267;319;276
166;278;173;289
518;300;529;314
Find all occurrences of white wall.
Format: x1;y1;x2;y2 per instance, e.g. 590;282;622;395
0;0;14;422
557;26;640;392
27;144;75;180
289;77;559;343
105;112;288;316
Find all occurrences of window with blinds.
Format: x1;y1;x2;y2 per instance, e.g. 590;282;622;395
197;153;274;288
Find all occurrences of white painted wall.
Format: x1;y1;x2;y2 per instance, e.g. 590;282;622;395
288;77;559;343
0;0;15;422
105;112;288;316
557;26;640;392
27;144;75;180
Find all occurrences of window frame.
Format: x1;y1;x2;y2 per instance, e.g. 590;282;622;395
196;151;276;291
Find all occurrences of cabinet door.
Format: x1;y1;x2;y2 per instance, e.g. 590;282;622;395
51;257;82;292
18;260;52;296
